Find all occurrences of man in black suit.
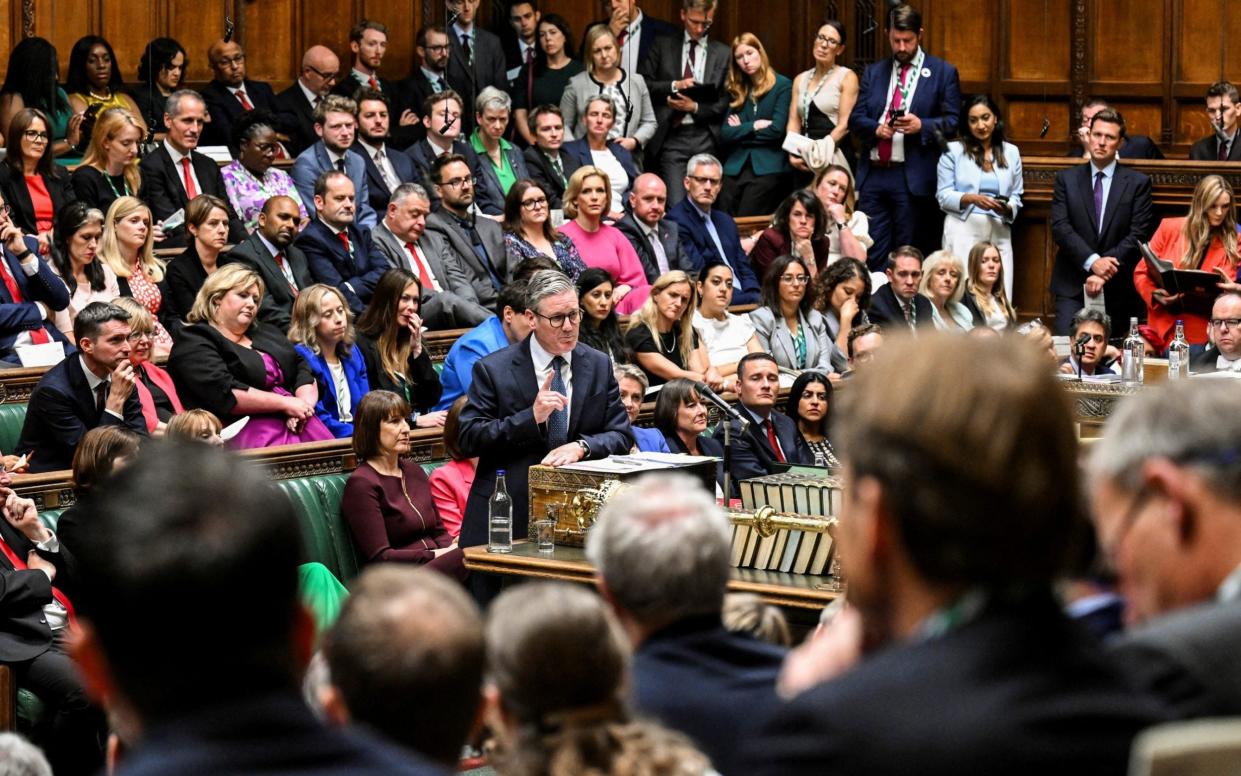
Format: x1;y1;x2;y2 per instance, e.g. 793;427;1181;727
586;473;785;776
67;443;443;776
353;89;418;218
522;105;581;209
138;90;247;248
616;173;692;283
405;91;503;216
424;155;508;308
1189;81;1241;162
638;0;731;205
1068;98;1165;160
199;39;283;149
390;26;454;152
867;245;934;332
1051;107;1155;335
274;45;341;157
1090;379;1241;718
336;19;393;98
0;195;71;363
502;0;541;87
295;171;387;314
713;353;811;490
228;196;312;332
741;335;1165;776
587;0;678;79
18;302;147;473
1189;292;1241;373
446;0;508;135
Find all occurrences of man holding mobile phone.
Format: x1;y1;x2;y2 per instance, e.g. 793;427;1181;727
852;4;960;271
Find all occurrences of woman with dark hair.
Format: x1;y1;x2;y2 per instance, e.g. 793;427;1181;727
355;268;445;427
813;257;871;368
342;390;462;574
577;267;631;364
720;33;792;216
786;21;857;179
787;371;838;468
512;14;585;146
164;194;234;321
750;254;837;375
502;178;586;279
65;36;146;136
57;425;143;582
0;37;81;158
693;262;760;392
48;202;118;337
811;164;871;264
221;110;307;232
132;37;187;139
653;378;724;489
70;107;144;213
0;108;76;245
288;284;369;438
749;190;830;280
937;94;1023;299
429;396;473;539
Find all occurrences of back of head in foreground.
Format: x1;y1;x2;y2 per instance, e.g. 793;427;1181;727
485;582;712;776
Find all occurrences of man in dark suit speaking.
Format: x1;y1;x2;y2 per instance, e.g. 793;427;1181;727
1050;107;1154;335
458;270;632;556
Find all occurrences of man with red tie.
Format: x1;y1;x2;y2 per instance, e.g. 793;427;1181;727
228;196;313;332
370;183;492;329
200;39;286;149
853;4;960;270
295;171;387;314
337;20;392;98
0;192;70;364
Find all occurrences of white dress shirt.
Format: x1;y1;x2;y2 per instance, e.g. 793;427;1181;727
868;48;926;164
358;139;401;192
530;335;574;429
163;139;203;198
678;32;708;126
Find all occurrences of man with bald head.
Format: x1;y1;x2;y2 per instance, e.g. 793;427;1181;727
277;45;343;156
229;195;313;332
200;39;282;148
617;173;693;283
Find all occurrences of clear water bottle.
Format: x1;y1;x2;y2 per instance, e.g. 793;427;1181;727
488;470;512;553
1168;319;1190;380
1122;317;1145;385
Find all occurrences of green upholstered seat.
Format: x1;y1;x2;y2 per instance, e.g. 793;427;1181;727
0;404;26;456
274;473;362;584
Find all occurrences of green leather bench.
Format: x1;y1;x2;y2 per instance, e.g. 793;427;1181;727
0;405;26;456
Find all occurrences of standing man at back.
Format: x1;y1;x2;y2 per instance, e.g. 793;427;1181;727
853;4;960;268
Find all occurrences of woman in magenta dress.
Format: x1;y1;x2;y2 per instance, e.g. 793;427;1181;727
167;263;332;449
557;165;649;315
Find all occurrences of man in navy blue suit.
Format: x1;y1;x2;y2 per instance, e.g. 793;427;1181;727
291;94;379;230
867;245;935;332
586;472;786;776
353;89;418;218
713;353;811;490
295;171;387;314
666;153;760;305
0;195;70;364
199;39;287;149
853;4;960;269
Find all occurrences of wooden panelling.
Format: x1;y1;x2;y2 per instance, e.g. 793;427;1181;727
1090;0;1165;84
38;0;93;80
1176;99;1213;146
1004;0;1070;81
362;0;422;79
1004;99;1070;145
928;0;992;83
241;0;297;83
1106;101;1164;139
1175;0;1241;84
301;0;359;82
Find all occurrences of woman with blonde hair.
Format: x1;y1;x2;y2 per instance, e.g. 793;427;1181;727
164;408;223;446
962;241;1015;331
720;33;792;216
70;107;143;213
623;270;722;389
1135;173;1241;350
812;164;871;265
558;166;649;314
560;24;656;156
288;283;369;438
98;195;174;358
918;250;974;332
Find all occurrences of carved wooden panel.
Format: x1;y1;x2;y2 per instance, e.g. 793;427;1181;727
1090;0;1165;83
1176;0;1241;84
38;0;93;80
166;0;230;84
240;0;297;84
1005;0;1070;81
1005;99;1070;145
361;0;423;82
1175;100;1213;146
927;0;992;83
302;0;361;84
1107;101;1164;139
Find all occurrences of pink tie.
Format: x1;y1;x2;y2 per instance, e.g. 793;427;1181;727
878;64;910;163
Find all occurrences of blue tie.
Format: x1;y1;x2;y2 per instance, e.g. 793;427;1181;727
548;355;568;447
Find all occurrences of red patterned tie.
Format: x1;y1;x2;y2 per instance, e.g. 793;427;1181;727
337;230;351;257
877;64;910;163
368;75;379;91
0;259;49;343
406;242;433;290
273;253;298;297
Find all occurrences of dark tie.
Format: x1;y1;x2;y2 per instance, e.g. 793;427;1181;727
878;63;911;163
1094;171;1105;233
548;153;565;187
435;77;446;93
461;34;472;66
765;420;786;463
902;300;914;327
524;47;535;108
95;380;108;416
670;40;697;128
548;356;568;447
617;28;628;48
1221;139;1231;161
335;158;347;173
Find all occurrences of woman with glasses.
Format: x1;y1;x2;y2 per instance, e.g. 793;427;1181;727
720;33;792;216
221;111;307;233
750;255;837;375
511;14;585;147
70;108;144;215
65;36;146;137
750;190;831;280
133;38;187;141
919;250;974;332
0;109;75;248
561;25;656;163
624;270;721;389
786;21;857;179
48;202;118;338
503;179;586;279
110;297;185;435
558;166;648;313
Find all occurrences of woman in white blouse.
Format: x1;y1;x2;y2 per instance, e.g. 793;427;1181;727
692;262;760;392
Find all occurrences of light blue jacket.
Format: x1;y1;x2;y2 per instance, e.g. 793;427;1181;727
936;140;1024;224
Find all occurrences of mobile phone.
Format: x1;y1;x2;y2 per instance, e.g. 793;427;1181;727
888;108;906;124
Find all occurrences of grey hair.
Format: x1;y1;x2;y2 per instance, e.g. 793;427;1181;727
614;363;649;392
585;472;732;624
389;182;430;207
0;733;52;776
475;86;512;116
584;94;617;117
525;270;574;313
1089;380;1241;500
686;153;722;178
164;89;204;118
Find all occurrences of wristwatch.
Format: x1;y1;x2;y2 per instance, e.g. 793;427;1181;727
576;440;590;457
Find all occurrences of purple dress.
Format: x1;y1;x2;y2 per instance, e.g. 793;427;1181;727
228;352;334;450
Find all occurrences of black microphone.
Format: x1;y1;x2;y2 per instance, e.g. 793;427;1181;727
1074;333;1091;349
694;382;750;430
1039;117;1050;138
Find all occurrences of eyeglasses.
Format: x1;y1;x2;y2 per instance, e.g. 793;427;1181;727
22;130;49;142
521;196;548;210
815;34;842;46
423;44;450;53
126;331;153;343
1211;317;1241;330
534;309;581;328
780;274;811;285
687;175;721;188
685;16;713;30
440;175;474;189
217;54;246;67
305;64;339;82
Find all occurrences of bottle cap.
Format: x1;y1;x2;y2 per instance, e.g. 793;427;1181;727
497;469;506;475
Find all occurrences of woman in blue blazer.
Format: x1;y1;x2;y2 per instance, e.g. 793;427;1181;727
288;284;370;438
936;94;1024;299
719;33;792;217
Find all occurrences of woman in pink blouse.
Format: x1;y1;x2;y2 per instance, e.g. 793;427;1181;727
428;395;473;539
557;166;649;315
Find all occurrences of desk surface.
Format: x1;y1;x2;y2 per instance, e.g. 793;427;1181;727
462;542;843;610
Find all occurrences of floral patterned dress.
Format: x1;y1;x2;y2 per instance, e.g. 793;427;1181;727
221;160;308;233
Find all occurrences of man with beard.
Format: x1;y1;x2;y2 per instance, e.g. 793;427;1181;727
424;154;506;308
228;196;313;332
295;171;386;314
353;90;418;218
390;26;454;151
291;95;378;230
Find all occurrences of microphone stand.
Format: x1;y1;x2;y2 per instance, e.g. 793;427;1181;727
1074;339;1086;381
720;410;749;506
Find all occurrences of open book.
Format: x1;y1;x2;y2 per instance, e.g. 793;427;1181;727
1139;243;1223;318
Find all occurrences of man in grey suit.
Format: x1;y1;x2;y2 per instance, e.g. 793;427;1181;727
1089;379;1241;719
227;196;312;332
371;182;492;329
424;154;507;310
291;94;379;230
446;0;507;136
615;173;694;283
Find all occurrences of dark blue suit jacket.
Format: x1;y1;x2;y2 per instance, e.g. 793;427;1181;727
632;615;786;776
867;283;935;331
457;337;633;548
290;143;378;230
294;219;387;314
666;198;761;305
853;52;961;197
294;343;370;438
404;139;504;216
353;141;419;219
561;138;640;201
0;237;71;363
713;408;810;492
